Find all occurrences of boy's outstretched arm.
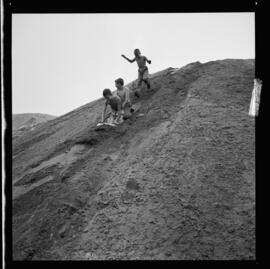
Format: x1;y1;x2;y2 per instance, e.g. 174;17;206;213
145;56;151;64
121;54;135;63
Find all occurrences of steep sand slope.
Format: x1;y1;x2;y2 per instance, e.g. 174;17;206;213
12;113;56;138
12;59;255;260
13;113;56;130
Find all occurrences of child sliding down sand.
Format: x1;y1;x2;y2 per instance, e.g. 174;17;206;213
115;77;132;120
102;88;123;125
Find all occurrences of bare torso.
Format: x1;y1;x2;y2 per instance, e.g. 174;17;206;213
116;87;130;104
106;95;121;112
136;56;147;69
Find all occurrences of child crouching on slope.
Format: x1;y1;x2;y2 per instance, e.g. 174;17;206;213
102;88;123;124
115;77;132;120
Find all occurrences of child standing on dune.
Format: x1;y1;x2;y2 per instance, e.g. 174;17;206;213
121;49;152;96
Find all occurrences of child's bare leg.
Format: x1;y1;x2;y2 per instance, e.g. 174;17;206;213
103;112;111;123
135;79;142;98
143;78;151;89
123;103;132;120
137;77;143;89
107;113;115;124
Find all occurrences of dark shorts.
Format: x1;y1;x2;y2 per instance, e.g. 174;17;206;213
138;66;149;82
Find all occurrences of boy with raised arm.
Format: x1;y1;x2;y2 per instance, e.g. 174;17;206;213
121;49;151;94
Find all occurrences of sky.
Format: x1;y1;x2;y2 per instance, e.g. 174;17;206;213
12;13;255;116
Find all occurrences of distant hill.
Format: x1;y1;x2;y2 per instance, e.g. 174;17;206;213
12;59;255;260
12;113;56;137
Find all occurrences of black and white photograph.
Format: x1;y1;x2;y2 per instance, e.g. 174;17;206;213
2;0;264;262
